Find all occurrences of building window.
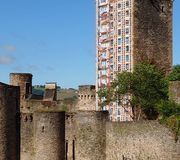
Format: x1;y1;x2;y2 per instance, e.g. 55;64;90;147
126;55;129;62
118;12;121;22
126;46;129;52
126;1;129;8
109;108;113;115
126;10;129;16
118;38;122;45
118;29;121;36
125;28;129;34
125;37;129;44
109;48;113;53
126;20;129;26
118;108;120;115
100;0;106;3
101;69;106;75
102;61;106;67
102;52;106;58
109;57;113;63
110;40;113;46
118;47;121;52
118;64;121;71
118;3;121;9
110;14;113;20
126;64;129;70
110;65;113;71
118;55;121;62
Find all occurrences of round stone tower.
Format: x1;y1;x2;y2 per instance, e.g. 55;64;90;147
34;111;65;160
73;111;108;160
9;73;32;108
0;82;20;160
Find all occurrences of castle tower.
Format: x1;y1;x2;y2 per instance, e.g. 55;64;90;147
96;0;173;121
9;73;32;108
76;85;96;110
43;82;57;101
34;111;65;160
0;82;20;160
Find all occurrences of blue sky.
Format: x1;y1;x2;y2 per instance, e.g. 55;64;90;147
0;0;179;88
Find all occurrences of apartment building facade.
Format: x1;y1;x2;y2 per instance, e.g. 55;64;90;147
96;0;173;121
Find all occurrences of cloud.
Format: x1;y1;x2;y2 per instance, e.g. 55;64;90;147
27;65;39;71
46;66;54;71
1;44;16;52
13;65;39;72
0;55;14;65
13;66;23;71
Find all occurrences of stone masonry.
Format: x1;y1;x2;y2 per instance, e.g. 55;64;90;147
0;82;20;160
76;85;96;111
133;0;173;74
0;73;179;160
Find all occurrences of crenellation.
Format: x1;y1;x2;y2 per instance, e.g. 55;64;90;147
76;85;96;111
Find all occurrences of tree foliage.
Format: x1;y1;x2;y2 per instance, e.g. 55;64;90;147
168;65;180;81
156;100;180;142
98;63;168;120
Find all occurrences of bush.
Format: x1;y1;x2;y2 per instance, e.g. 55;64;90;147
156;100;180;141
156;100;180;120
167;65;180;81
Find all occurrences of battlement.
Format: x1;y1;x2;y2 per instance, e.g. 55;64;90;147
78;85;95;100
76;85;96;111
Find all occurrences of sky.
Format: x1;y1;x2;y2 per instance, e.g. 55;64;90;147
0;0;179;88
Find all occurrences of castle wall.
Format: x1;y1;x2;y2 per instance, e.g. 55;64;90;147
106;121;180;160
65;113;76;160
33;111;65;160
20;113;34;160
21;99;57;113
66;111;108;160
169;81;180;104
133;0;172;74
0;83;20;160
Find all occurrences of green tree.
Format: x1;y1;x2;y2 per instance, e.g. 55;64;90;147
97;87;113;108
131;63;168;119
98;63;168;120
168;65;180;81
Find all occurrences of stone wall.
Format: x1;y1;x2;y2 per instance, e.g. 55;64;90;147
106;121;180;160
169;81;180;104
34;111;65;160
21;99;58;113
20;113;34;160
0;83;20;160
133;0;172;74
66;111;108;160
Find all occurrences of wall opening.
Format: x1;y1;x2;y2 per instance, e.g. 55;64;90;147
25;82;31;98
73;140;75;160
66;140;68;160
